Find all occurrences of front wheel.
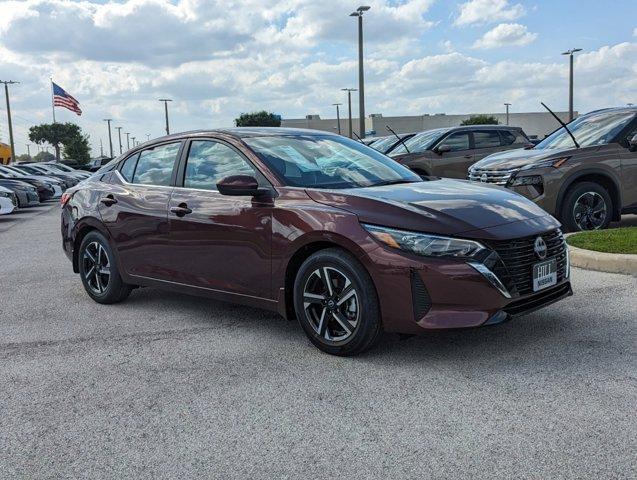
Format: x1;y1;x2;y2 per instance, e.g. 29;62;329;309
78;231;132;304
560;182;612;232
293;248;382;356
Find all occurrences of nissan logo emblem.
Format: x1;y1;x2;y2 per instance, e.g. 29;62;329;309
534;236;547;259
480;173;487;182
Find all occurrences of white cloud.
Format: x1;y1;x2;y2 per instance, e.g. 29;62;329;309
455;0;525;26
473;23;537;49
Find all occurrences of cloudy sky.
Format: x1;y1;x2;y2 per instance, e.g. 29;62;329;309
0;0;635;156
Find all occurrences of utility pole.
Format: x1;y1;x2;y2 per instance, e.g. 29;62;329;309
341;88;357;139
131;137;136;148
504;103;511;125
125;132;130;150
350;6;370;139
562;48;582;121
26;143;31;157
159;99;172;135
99;139;104;157
1;80;19;164
332;103;343;135
115;126;123;155
103;119;113;158
146;133;150;141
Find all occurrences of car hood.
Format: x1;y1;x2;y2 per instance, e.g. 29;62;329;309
306;179;558;240
472;146;589;170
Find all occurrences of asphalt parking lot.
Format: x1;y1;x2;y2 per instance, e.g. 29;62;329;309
0;205;635;479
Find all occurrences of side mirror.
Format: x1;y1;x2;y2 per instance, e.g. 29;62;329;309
217;175;265;197
629;134;637;151
435;145;452;155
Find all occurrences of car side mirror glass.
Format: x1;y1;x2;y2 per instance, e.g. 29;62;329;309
436;145;452;154
629;134;637;151
217;175;263;197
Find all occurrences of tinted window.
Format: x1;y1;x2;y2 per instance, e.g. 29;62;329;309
244;135;420;189
438;132;470;151
473;131;501;149
391;129;446;155
184;141;256;191
500;130;517;145
132;143;180;186
119;153;139;182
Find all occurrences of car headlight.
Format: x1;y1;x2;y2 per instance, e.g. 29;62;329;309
509;175;543;186
363;224;486;259
520;156;570;171
0;191;9;198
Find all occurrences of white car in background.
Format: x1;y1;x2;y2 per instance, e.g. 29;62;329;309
0;185;17;215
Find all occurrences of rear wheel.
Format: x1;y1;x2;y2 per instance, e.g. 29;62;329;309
293;248;382;356
78;231;132;304
560;182;612;232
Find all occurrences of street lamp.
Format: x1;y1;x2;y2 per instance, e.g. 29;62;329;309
332;103;343;135
103;118;113;158
158;98;172;135
341;88;357;138
1;80;19;163
146;133;150;141
125;132;130;150
504;103;511;125
562;48;582;121
115;126;123;155
350;6;370;139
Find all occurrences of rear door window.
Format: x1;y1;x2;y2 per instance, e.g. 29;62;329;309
474;131;501;149
132;143;181;186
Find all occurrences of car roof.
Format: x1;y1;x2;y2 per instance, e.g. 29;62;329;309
582;106;637;116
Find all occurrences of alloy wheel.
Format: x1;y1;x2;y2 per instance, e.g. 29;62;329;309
573;192;607;231
302;267;359;342
82;241;111;295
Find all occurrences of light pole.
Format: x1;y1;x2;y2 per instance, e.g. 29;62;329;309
332;103;343;135
504;103;511;125
1;80;19;164
159;99;172;135
146;133;150;141
131;137;136;148
562;48;582;122
26;144;31;157
115;126;123;155
341;88;357;138
350;6;370;139
103;118;113;158
125;132;130;150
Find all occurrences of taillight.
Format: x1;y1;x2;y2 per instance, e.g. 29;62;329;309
60;192;72;207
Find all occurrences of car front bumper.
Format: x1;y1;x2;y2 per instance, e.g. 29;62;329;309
0;196;16;215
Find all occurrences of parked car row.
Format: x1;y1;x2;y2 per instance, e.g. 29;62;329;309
368;106;637;231
0;162;90;215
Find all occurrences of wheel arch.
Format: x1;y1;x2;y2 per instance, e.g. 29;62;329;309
556;168;622;222
71;219;112;273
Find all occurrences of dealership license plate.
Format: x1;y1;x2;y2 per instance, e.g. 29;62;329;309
533;258;557;292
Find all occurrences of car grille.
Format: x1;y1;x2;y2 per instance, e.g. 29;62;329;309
485;229;568;297
468;167;518;186
10;193;18;206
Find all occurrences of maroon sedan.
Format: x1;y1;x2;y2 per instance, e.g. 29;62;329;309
61;128;572;355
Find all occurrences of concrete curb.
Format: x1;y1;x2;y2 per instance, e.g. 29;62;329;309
567;243;637;276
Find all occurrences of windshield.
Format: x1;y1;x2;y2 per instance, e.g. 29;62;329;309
244;135;420;189
536;111;635;150
390;129;446;156
2;166;26;176
370;136;398;153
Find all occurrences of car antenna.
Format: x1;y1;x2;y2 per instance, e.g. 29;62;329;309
386;125;410;153
541;102;580;148
352;131;365;144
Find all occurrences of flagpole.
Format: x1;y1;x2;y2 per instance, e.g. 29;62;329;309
50;77;56;123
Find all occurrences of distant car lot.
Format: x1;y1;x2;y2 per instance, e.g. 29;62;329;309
0;205;635;478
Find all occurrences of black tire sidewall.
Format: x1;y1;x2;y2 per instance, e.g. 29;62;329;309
561;182;613;232
293;248;381;356
78;231;128;303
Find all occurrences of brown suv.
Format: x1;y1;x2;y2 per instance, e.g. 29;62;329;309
469;107;637;231
389;125;531;178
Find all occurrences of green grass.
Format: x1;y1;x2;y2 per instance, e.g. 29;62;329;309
567;227;637;254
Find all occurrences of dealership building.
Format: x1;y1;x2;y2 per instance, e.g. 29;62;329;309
282;111;574;139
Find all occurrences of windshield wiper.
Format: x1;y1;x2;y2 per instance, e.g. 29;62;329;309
369;179;419;187
541;102;580;148
385;125;410;154
352;131;365;144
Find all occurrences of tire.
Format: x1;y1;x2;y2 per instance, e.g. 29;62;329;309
560;181;613;232
78;231;132;304
293;248;382;356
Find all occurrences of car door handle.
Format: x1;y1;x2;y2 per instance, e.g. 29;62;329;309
100;195;117;206
170;205;192;217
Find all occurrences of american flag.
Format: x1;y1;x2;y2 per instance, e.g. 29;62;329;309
52;82;82;115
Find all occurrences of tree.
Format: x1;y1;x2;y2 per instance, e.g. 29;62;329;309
15;154;32;163
460;115;499;126
234;111;281;127
33;151;56;162
28;122;87;160
63;133;91;164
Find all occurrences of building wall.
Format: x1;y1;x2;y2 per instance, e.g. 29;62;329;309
282;111;574;139
0;142;11;165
